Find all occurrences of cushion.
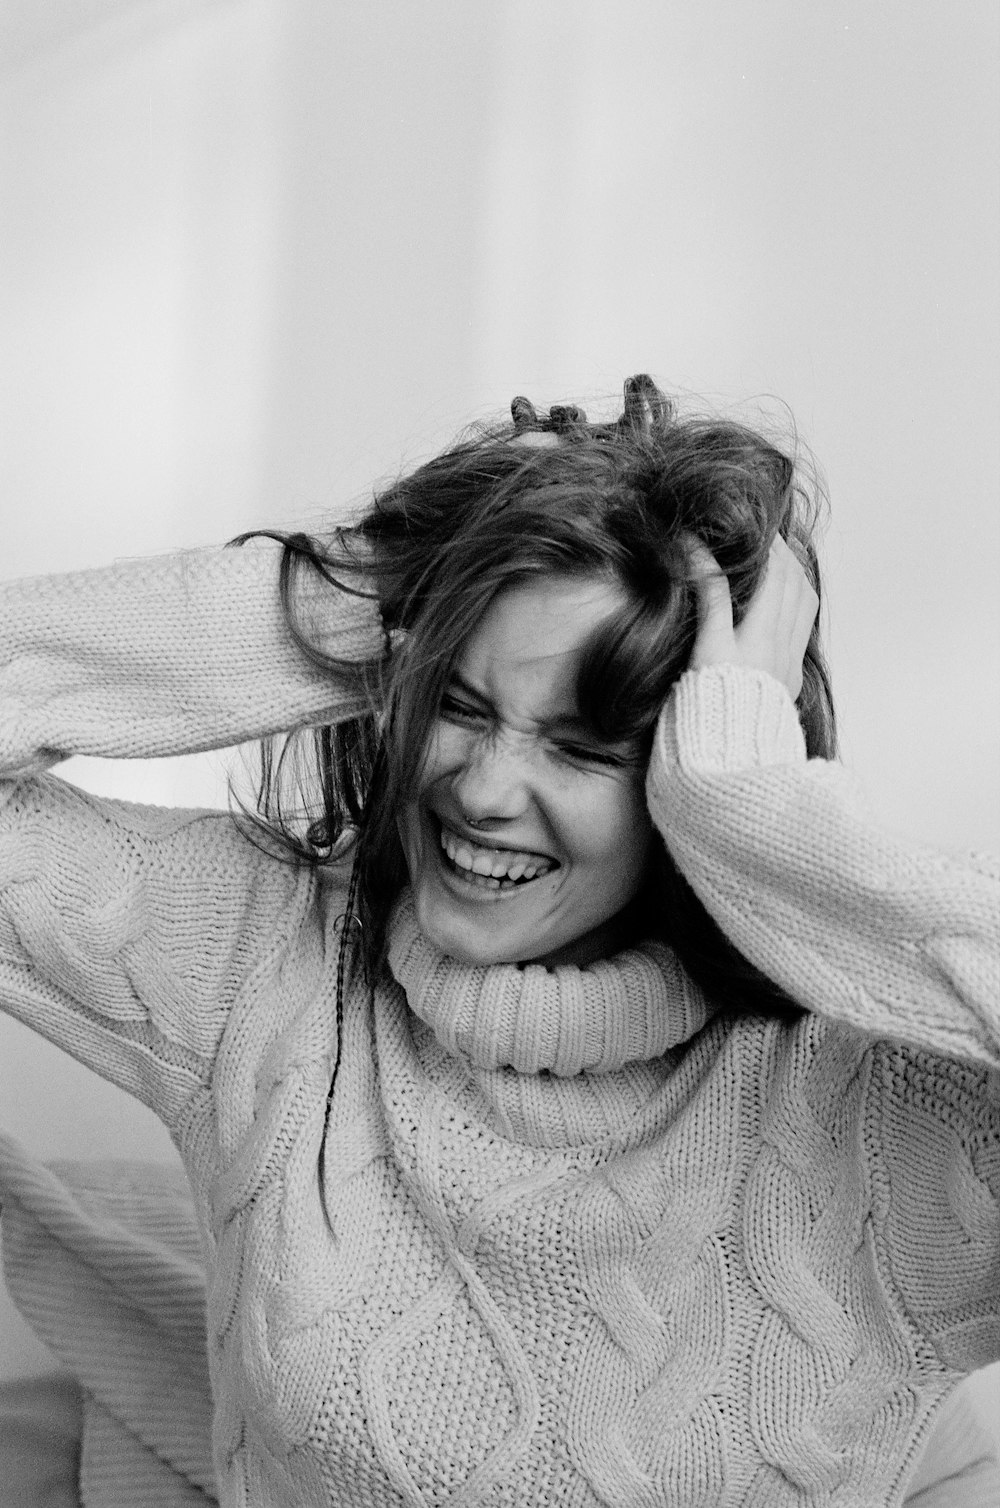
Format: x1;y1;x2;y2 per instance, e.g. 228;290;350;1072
0;1371;82;1508
0;1132;217;1507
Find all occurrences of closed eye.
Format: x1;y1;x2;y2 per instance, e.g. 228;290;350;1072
553;740;638;770
439;693;487;723
440;689;641;768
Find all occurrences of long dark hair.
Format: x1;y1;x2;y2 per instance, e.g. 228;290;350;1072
234;376;835;1020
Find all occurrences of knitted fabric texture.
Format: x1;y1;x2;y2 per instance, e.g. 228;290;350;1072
2;543;999;1507
2;1138;998;1508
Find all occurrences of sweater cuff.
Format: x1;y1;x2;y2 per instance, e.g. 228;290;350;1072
655;665;807;779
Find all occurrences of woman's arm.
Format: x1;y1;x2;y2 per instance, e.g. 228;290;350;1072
649;544;999;1376
1;535;365;1129
1;535;383;775
0;777;324;1135
646;538;1000;1066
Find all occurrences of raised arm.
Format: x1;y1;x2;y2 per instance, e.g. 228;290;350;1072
1;535;367;1130
1;534;383;775
0;780;324;1134
649;540;1000;1378
646;538;1000;1068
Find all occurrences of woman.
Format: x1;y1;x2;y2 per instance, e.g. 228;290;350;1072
1;376;997;1505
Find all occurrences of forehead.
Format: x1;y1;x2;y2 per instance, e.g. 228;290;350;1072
456;575;626;708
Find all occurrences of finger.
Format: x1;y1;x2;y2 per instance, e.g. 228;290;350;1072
683;533;738;673
772;539;819;697
725;536;819;698
734;539;785;638
743;537;816;634
683;534;733;632
772;537;819;644
771;535;818;603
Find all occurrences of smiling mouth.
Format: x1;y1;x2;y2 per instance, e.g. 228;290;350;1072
436;820;558;892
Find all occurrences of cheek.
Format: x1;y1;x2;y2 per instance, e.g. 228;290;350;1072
417;722;462;792
568;775;653;879
402;726;448;818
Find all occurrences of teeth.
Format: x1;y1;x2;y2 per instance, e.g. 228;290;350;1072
439;825;555;885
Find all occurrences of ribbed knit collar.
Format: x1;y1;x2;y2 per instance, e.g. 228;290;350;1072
386;890;715;1079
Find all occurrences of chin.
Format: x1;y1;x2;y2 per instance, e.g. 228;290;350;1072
412;890;522;965
411;883;623;969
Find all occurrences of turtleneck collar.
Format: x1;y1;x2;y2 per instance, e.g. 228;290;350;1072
386;890;715;1079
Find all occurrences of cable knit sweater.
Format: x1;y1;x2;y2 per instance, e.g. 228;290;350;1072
1;540;998;1507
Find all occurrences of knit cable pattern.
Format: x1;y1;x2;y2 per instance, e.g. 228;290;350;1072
4;547;999;1505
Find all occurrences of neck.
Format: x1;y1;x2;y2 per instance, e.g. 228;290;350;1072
387;889;715;1079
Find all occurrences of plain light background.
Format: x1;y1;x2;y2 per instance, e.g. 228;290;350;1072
1;0;998;1434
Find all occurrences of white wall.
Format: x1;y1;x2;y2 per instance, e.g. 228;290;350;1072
2;0;997;1426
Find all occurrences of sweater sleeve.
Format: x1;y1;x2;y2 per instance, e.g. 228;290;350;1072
0;779;320;1135
1;537;373;1130
0;535;384;774
645;664;1000;1070
647;665;1000;1374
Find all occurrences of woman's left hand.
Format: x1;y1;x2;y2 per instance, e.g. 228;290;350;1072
686;535;819;701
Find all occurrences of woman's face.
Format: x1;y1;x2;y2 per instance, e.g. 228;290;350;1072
398;574;655;966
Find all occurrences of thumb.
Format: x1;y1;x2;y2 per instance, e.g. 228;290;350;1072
684;535;735;667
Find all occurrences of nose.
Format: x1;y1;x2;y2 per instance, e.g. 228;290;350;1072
450;732;531;827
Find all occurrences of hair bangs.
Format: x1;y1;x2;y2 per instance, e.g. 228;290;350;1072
572;587;693;748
